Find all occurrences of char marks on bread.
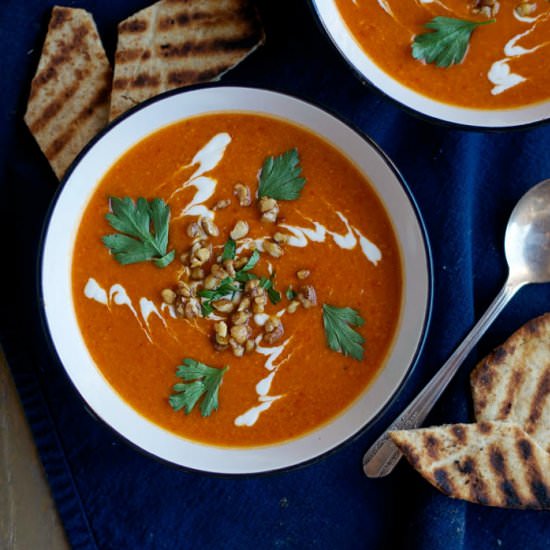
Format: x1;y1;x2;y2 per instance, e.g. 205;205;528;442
109;0;265;121
471;313;550;453
390;422;550;510
24;6;112;179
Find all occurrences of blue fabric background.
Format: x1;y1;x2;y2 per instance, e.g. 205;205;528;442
1;1;549;548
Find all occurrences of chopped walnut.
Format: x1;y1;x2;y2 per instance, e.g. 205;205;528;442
223;259;236;278
230;324;250;345
212;299;235;313
214;321;228;339
234;183;252;206
200;216;219;237
177;281;194;298
264;317;284;344
515;1;536;15
263;240;283;258
229;338;245;357
287;300;300;314
230;220;249;240
259;196;279;223
273;232;289;244
184;299;201;320
211;264;229;280
186;221;206;240
213;199;231;210
161;288;176;305
297;285;317;309
190;267;205;280
472;0;500;16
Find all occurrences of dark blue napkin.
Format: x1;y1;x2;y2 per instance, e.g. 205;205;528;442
1;1;549;549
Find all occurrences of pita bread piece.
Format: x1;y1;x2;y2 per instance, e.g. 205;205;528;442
109;0;265;121
24;6;112;180
471;313;550;453
391;422;550;510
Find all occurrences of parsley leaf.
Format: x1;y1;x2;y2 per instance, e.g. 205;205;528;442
322;304;365;361
286;286;297;301
258;148;306;200
102;197;175;267
412;17;495;68
221;238;236;261
169;359;228;417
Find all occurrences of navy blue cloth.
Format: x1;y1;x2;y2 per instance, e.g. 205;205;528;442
1;1;549;549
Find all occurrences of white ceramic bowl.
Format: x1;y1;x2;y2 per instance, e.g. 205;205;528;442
40;86;432;474
311;0;550;129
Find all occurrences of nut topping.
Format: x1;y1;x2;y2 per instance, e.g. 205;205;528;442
230;220;249;240
259;196;279;223
234;183;252;206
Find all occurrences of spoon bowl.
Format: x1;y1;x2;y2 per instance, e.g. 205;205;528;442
505;179;550;284
363;178;550;478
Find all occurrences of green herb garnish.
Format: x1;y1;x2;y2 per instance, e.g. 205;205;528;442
235;271;258;283
259;276;281;305
412;16;495;68
240;249;260;272
258;148;306;200
102;197;175;267
221;238;236;261
169;359;228;417
198;277;240;316
322;304;365;361
286;286;297;301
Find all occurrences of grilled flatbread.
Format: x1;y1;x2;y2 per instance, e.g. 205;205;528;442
24;6;112;180
390;422;550;509
471;313;550;453
109;0;265;121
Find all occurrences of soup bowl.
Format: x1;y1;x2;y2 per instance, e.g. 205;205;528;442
311;0;550;129
40;85;432;474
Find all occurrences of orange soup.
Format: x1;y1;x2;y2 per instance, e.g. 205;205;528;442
72;113;402;447
335;0;550;108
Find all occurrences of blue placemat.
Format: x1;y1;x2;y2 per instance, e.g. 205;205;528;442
1;1;549;549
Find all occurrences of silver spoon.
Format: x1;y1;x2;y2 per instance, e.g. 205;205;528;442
363;178;550;478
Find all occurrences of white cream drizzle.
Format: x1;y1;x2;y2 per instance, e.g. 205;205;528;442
487;14;549;96
376;0;393;16
139;297;167;330
169;132;231;220
280;211;382;265
234;338;293;427
160;302;177;319
84;278;108;305
234;397;281;428
513;9;538;23
85;278;178;343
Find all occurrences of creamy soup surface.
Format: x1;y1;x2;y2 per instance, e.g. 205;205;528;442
72;113;402;447
335;0;550;108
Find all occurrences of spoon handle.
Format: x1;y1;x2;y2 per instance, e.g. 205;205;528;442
363;278;521;478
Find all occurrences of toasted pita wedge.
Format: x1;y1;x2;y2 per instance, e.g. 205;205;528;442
109;0;265;121
391;422;550;509
24;6;112;179
471;313;550;453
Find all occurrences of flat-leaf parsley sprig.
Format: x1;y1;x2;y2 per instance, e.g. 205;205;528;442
322;304;365;361
412;16;495;68
102;197;175;267
258;148;306;200
169;359;228;417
